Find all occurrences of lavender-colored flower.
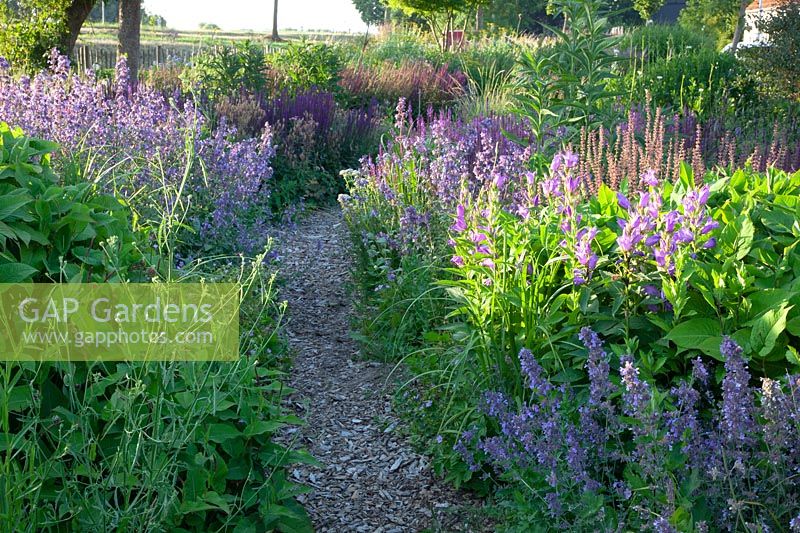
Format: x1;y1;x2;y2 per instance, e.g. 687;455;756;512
0;57;9;71
519;348;552;397
579;327;612;405
692;357;709;385
565;174;580;195
720;337;754;447
480;258;495;269
451;255;465;267
541;177;560;198
450;204;467;232
617;192;632;210
641;169;659;187
652;517;677;533
674;227;695;243
621;357;650;415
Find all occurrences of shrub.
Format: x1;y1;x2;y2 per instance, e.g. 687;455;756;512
266;41;344;94
182;41;268;99
0;123;151;282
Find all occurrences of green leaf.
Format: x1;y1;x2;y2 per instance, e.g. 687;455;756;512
748;304;791;357
0;262;38;282
665;318;721;352
243;420;284;437
207;423;242;443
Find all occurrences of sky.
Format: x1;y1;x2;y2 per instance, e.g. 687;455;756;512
142;0;370;33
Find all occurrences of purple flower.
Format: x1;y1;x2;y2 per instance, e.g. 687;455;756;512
0;57;9;71
701;219;720;235
565;175;580;195
471;232;488;244
541;177;560;198
674;227;695;243
480;258;495;269
617;192;631;210
493;173;507;189
519;348;552;397
641;169;659;187
720;337;754;447
692;357;709;385
451;255;465;267
621;357;650;415
703;237;716;249
450;204;467;232
550;153;564;173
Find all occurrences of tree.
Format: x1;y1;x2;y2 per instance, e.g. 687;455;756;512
272;0;280;40
0;0;97;68
632;0;665;20
353;0;386;26
61;0;96;55
729;0;750;51
117;0;140;82
386;0;489;50
679;0;739;47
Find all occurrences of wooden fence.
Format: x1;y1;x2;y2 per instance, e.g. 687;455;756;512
74;42;283;72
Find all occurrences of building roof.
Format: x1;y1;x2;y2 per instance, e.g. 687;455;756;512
746;0;787;10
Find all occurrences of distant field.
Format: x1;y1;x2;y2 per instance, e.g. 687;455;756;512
75;23;365;71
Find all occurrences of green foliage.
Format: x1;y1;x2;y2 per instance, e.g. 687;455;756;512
610;24;758;118
0;124;150;283
353;0;387;26
0;0;69;70
182;41;268;98
0;128;313;532
514;0;622;147
739;0;800;101
0;256;315;532
679;0;739;48
266;41;344;94
632;0;665;20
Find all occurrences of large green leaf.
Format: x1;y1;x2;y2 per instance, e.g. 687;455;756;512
665;318;721;352
748;304;791;357
0;261;39;282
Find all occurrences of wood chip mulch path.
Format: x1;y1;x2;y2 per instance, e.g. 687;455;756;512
274;208;486;532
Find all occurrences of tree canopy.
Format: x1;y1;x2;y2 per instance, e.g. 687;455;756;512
353;0;386;25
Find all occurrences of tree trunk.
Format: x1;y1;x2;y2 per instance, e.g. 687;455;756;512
730;0;750;52
272;0;280;40
118;0;141;84
59;0;96;58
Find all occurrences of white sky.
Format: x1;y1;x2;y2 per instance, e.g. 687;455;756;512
142;0;369;33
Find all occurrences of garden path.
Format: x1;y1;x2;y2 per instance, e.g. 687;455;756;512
275;208;482;532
